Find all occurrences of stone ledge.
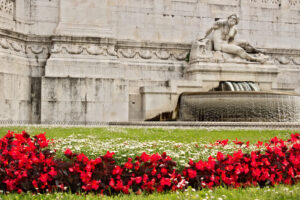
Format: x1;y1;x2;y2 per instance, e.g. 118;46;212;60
109;121;300;129
187;62;278;74
1;121;299;129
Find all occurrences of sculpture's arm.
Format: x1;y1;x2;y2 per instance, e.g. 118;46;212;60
198;21;223;41
198;27;214;41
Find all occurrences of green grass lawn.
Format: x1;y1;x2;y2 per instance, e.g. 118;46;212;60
0;126;299;199
0;126;297;143
1;184;299;200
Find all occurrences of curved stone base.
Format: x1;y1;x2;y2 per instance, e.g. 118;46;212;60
178;92;300;122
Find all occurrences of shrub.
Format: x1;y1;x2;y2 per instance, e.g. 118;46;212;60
0;131;299;195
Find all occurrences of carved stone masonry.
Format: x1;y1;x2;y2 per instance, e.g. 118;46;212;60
49;43;189;61
0;37;26;55
50;43;118;57
0;0;14;15
289;0;300;10
250;0;281;8
250;0;280;4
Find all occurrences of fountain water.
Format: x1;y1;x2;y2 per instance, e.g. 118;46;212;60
211;81;259;92
177;82;300;122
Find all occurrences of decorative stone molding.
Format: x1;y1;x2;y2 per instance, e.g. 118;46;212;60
0;29;299;65
138;49;152;59
289;0;300;10
49;42;189;61
117;48;188;61
0;31;50;57
264;48;300;65
155;51;171;60
118;49;137;58
9;40;23;52
50;43;118;57
0;0;14;16
26;45;49;57
86;45;106;55
250;0;281;8
0;38;9;49
0;37;26;55
273;56;300;65
208;0;239;6
250;0;300;10
107;45;118;56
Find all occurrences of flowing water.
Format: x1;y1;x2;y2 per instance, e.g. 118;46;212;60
213;81;260;92
178;92;300;122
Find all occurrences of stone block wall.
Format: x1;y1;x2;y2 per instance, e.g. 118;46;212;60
49;0;300;49
41;77;128;124
0;30;40;123
4;0;298;49
0;0;299;123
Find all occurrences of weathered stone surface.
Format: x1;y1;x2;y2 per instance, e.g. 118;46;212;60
0;1;299;123
41;77;128;123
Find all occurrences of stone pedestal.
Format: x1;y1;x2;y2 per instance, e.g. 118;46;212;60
186;61;280;92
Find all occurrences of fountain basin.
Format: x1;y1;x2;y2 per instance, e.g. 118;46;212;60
178;92;300;122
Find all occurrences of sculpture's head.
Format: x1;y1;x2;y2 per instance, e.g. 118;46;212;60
227;14;239;26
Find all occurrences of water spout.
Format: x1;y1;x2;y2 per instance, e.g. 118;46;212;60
214;81;260;92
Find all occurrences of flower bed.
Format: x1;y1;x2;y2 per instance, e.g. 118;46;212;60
0;131;299;195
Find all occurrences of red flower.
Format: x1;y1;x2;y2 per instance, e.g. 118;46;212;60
124;158;133;169
77;153;89;163
188;159;194;166
32;180;38;189
161;168;168;175
217;152;224;161
49;167;57;177
113;166;123;175
187;169;197;179
246;141;250;148
91;180;100;190
39;174;48;183
64;148;73;157
140;152;150;162
160;178;171;187
135;176;142;184
95;157;102;164
196;160;204;171
214;139;229;146
109;178;115;187
150;153;161;163
103;151;115;159
233;138;243;146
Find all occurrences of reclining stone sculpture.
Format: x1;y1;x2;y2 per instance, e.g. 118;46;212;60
190;14;269;64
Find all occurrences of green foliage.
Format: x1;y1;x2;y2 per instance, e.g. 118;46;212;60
0;126;299;199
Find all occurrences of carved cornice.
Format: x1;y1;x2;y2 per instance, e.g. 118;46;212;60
249;0;300;10
264;48;300;65
0;30;50;57
49;36;190;61
50;43;118;57
0;37;25;55
272;56;300;65
0;36;50;57
49;42;189;61
0;29;299;64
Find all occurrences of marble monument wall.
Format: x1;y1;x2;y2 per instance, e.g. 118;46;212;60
0;0;299;123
